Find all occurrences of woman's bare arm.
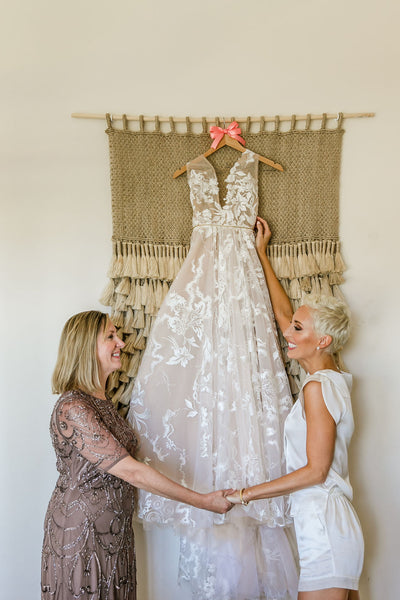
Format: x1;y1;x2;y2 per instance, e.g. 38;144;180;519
108;455;233;514
227;381;336;503
255;216;293;334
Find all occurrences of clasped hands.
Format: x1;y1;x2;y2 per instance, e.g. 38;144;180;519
223;488;250;506
211;488;250;513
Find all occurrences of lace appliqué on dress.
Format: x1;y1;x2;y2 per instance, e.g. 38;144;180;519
128;150;298;598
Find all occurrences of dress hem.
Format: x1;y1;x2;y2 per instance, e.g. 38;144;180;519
298;575;360;591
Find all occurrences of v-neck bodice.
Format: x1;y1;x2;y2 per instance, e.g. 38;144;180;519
187;149;259;229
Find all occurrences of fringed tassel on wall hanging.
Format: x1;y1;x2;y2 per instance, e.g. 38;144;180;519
100;238;346;405
102;113;346;411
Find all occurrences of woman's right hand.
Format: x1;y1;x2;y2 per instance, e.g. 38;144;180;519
255;216;272;256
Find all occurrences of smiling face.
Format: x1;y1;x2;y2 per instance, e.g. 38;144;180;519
283;305;321;364
96;318;125;383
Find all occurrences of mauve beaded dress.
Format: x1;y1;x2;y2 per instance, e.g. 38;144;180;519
41;389;138;600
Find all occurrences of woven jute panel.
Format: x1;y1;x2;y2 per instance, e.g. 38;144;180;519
103;115;345;409
107;117;343;246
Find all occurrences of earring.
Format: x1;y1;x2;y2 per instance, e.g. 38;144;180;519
316;346;320;350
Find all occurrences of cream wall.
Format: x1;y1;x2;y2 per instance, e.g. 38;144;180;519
1;1;399;598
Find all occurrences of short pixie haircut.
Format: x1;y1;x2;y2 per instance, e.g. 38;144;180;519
52;310;108;395
302;294;351;355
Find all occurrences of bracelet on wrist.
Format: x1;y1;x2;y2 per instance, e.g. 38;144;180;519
239;487;249;506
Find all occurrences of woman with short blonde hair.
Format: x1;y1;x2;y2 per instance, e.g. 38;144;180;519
302;294;351;368
228;218;364;600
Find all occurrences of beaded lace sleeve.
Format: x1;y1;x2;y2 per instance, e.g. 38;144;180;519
52;393;130;471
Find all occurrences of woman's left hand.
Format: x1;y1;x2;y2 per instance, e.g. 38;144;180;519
255;216;272;256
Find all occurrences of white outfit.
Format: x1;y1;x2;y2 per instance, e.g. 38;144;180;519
284;370;364;591
128;150;298;599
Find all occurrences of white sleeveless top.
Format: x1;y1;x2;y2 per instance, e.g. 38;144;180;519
284;369;354;500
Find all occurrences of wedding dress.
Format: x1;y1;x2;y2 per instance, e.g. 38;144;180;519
127;149;298;599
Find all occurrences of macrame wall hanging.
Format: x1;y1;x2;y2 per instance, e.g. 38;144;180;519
100;113;346;412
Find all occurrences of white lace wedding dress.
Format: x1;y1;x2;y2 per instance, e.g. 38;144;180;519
127;149;298;599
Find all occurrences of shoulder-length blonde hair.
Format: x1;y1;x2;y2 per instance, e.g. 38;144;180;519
52;310;108;395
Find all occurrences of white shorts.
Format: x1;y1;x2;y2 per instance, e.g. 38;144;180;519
291;487;364;591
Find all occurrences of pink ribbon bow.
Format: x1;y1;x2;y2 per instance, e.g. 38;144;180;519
209;121;246;149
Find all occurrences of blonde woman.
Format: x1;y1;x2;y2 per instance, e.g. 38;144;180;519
41;311;232;600
228;217;364;600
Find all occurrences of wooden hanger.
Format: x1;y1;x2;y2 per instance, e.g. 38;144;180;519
173;133;283;178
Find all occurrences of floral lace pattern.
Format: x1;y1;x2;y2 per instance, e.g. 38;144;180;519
189;152;258;229
127;150;298;597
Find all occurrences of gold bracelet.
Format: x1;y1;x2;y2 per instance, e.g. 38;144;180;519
239;488;249;506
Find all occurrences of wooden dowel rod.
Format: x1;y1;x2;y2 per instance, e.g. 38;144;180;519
71;112;375;122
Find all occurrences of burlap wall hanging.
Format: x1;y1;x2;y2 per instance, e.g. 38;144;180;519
100;113;346;412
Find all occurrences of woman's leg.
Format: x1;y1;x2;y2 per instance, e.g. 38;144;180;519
298;589;350;600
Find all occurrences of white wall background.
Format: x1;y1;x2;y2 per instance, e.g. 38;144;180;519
1;1;399;598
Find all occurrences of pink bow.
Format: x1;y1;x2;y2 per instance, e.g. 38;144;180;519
209;121;246;149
